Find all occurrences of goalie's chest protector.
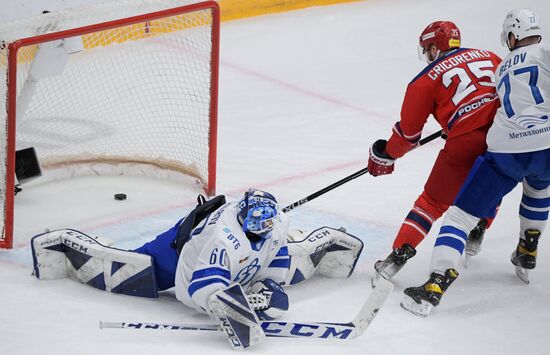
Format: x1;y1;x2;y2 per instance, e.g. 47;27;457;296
175;202;288;311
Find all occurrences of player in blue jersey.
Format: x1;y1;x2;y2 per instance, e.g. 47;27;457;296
401;9;550;317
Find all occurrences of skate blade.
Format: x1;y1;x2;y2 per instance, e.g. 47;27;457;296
371;272;387;288
465;249;478;257
514;266;530;285
371;274;379;289
371;268;393;288
400;295;434;317
464;244;480;257
463;253;472;268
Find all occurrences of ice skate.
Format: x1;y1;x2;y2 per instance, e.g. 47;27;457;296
464;218;488;266
371;244;416;287
465;218;488;255
511;229;540;285
400;268;458;317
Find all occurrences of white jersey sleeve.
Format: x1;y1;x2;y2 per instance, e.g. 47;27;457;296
174;204;235;313
182;237;231;313
174;202;290;313
487;43;550;153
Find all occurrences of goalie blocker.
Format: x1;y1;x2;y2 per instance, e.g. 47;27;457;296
207;284;265;350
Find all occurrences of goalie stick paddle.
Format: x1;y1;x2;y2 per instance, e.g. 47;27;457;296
282;130;443;212
100;278;394;340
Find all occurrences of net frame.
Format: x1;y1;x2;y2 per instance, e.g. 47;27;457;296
0;1;220;249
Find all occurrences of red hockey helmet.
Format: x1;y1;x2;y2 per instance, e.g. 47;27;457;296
418;21;461;62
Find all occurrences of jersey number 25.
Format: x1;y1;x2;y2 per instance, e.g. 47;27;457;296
443;60;496;106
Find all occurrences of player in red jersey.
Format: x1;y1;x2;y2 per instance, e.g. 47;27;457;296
368;21;502;284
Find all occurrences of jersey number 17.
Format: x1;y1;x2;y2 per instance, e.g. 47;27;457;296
497;65;544;118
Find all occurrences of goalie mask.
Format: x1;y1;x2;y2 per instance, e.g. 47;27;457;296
237;188;279;239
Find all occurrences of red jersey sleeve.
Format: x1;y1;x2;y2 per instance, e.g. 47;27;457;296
386;79;434;159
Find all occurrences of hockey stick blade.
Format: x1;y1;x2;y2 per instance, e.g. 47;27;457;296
100;278;394;340
261;277;392;340
348;277;393;337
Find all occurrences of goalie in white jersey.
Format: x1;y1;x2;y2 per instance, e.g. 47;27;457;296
400;9;550;317
30;188;364;348
135;188;294;317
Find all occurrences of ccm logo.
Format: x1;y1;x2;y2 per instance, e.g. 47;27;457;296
262;322;353;339
307;229;331;242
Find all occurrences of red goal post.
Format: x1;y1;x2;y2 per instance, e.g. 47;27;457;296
0;1;220;249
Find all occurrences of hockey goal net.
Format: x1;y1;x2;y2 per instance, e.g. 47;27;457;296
0;0;220;249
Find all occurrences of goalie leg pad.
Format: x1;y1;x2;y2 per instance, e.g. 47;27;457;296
285;227;363;285
207;284;265;350
31;229;158;298
317;227;364;278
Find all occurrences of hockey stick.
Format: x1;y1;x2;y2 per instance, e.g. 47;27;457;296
282;130;443;212
100;277;393;340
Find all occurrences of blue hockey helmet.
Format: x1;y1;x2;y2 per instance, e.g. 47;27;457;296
237;188;279;239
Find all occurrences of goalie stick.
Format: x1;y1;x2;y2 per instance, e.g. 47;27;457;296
100;277;393;340
282;130;443;212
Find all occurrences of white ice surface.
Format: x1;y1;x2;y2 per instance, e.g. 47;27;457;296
2;0;550;354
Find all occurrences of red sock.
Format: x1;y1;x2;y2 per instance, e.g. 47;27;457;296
392;191;447;249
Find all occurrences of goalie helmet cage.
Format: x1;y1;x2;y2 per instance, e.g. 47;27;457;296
0;0;220;249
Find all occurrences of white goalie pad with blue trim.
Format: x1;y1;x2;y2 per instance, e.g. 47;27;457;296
31;229;158;298
285;226;364;285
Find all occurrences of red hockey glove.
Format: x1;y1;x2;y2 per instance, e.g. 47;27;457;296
368;139;395;176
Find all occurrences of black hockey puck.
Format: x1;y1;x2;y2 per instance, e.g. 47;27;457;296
114;193;127;201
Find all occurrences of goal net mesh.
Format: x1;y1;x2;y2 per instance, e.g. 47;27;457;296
0;0;218;247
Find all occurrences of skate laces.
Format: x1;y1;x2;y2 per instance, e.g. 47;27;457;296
522;229;540;252
392;244;417;265
424;282;443;295
426;269;458;294
469;218;488;241
518;244;537;256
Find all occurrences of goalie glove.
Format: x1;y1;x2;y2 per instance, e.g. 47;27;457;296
247;279;289;320
368;139;395;176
